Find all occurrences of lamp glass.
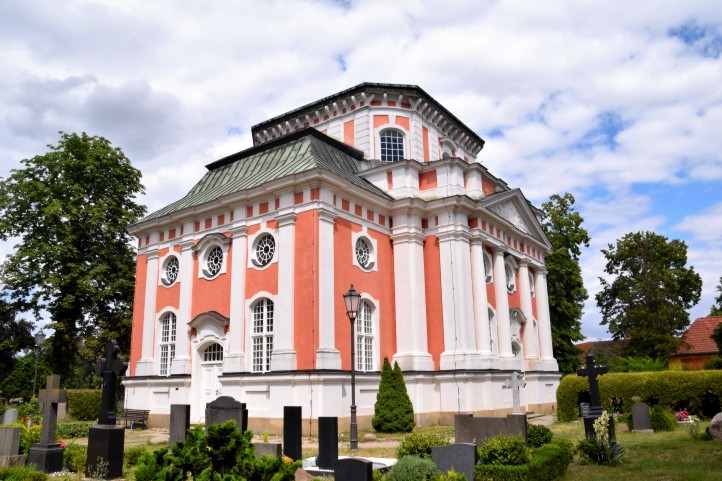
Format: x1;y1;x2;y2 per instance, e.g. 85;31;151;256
343;285;361;321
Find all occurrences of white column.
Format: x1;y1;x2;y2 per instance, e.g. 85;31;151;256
470;238;491;359
391;228;434;371
136;250;159;376
171;237;194;375
493;248;514;361
316;209;341;368
439;231;477;369
535;270;558;370
518;261;538;360
271;211;297;371
224;224;248;373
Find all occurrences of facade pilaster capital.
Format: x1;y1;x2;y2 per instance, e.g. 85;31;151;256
535;267;549;276
317;207;336;224
228;225;248;238
390;228;424;245
518;258;529;267
436;228;471;243
179;240;195;252
277;212;297;227
144;248;161;260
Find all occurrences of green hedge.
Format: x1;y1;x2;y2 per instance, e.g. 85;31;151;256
475;441;573;481
57;421;93;439
556;370;722;422
66;389;101;421
0;466;47;481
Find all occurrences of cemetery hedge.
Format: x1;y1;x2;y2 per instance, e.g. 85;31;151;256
66;389;101;421
556;370;722;421
56;420;93;438
474;441;573;481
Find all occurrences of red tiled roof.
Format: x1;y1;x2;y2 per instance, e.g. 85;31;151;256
676;317;722;355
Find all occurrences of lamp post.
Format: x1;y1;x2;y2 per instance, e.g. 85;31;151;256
343;284;361;450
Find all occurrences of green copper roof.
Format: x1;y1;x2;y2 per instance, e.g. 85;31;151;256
139;129;390;224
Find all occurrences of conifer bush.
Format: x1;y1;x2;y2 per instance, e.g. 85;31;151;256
372;359;415;433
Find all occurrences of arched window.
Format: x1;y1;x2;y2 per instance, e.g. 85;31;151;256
505;259;517;293
252;298;274;373
488;308;497;353
483;251;493;283
379;129;404;162
203;343;224;362
356;300;374;372
159;312;177;376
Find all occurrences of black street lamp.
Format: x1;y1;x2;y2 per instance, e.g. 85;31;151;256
343;284;361;450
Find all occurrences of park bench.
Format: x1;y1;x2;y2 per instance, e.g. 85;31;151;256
122;408;150;429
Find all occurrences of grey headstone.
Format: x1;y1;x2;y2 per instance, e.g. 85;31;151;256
170;404;191;445
631;402;652;432
710;412;722;441
335;457;373;481
205;396;244;428
454;413;527;444
2;409;18;426
57;402;67;422
0;427;20;456
432;443;478;481
253;442;282;458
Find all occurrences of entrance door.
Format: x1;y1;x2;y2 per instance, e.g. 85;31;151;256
200;343;224;409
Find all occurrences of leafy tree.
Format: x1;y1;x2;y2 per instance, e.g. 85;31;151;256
372;358;415;432
0;297;35;376
596;231;702;359
712;323;722;354
0;132;145;379
540;193;590;373
710;277;722;316
0;348;51;399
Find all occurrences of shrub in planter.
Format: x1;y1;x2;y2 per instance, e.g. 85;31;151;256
372;359;415;433
527;425;553;447
477;436;529;466
397;431;450;459
66;389;101;421
386;456;439;481
650;405;676;432
64;443;87;473
56;420;93;439
475;441;573;481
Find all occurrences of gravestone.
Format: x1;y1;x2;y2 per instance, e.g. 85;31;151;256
631;402;653;432
283;406;302;461
2;409;18;426
169;404;191;445
253;442;282;458
576;354;609;441
335;457;373;481
503;371;526;414
0;426;23;467
86;341;127;479
28;375;67;473
454;413;528;444
709;412;722;441
432;443;477;481
57;402;68;421
577;391;591;417
316;416;338;470
205;396;247;431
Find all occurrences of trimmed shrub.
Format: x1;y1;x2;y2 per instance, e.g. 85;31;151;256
477;436;529;466
372;359;415;433
0;466;47;481
57;420;93;439
527;425;553;447
66;389;101;421
397;431;450;459
64;443;87;473
386;456;439;481
475;441;573;481
650;405;676;432
556;370;722;422
125;445;150;467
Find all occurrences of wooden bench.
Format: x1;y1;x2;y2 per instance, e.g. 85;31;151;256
123;409;150;429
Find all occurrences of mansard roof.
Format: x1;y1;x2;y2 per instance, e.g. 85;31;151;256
138;128;391;225
250;82;485;153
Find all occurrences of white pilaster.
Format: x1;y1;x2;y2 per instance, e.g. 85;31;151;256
470;237;492;364
493;249;514;362
535;270;559;371
224;225;248;373
518;261;538;361
271;206;297;371
466;170;483;199
171;238;194;375
136;250;160;376
316;208;341;368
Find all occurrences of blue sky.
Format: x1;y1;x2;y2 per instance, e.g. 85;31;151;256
1;0;722;340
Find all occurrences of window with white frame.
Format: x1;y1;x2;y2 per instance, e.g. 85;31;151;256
203;343;223;362
159;312;177;376
252;298;274;372
505;259;516;293
204;245;224;278
488;308;497;353
379;129;404;162
252;233;276;268
483;251;493;283
161;255;180;286
356;300;374;372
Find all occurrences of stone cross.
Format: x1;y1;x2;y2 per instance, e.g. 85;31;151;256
576;354;607;409
38;375;67;446
97;341;127;426
503;371;526;414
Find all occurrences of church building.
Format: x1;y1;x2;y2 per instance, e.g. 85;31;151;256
124;83;561;427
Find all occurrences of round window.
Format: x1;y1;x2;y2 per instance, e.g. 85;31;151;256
163;256;179;285
205;246;223;277
255;234;276;267
355;237;371;269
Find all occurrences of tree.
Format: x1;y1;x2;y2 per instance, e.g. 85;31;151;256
372;358;415;433
596;231;702;359
540;193;590;374
710;277;722;316
0;297;35;376
0;132;145;379
712;323;722;354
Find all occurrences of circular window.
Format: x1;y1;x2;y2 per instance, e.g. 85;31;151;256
162;256;179;286
255;234;276;267
205;246;223;277
355;237;371;269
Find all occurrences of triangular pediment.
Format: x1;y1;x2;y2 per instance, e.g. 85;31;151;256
481;189;550;248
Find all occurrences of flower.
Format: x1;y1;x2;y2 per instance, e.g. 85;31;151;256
593;411;610;445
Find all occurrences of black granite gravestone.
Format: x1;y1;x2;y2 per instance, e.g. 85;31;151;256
86;341;127;479
432;443;478;481
283;406;302;461
335;457;372;481
631;402;652;432
170;404;191;445
316;417;338;469
206;396;245;429
28;375;66;473
576;354;609;441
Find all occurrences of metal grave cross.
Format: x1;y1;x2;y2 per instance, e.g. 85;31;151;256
97;341;127;425
38;375;67;446
576;354;608;409
503;371;526;414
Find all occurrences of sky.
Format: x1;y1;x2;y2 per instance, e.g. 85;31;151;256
1;0;722;340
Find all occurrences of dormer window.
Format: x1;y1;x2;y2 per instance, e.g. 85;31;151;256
380;129;404;162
